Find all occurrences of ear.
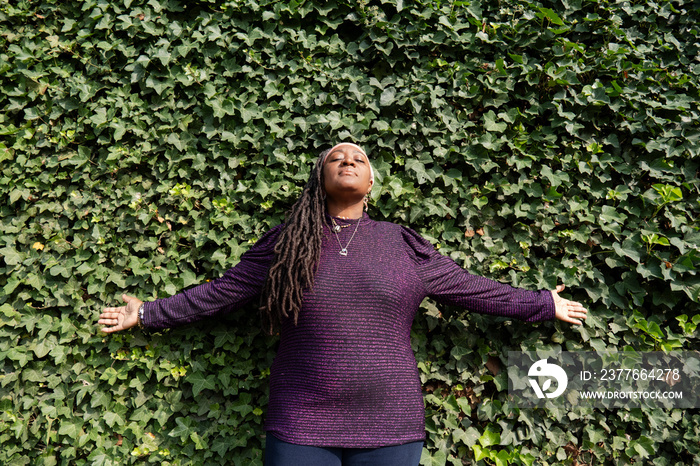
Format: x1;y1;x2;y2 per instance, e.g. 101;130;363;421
367;179;374;193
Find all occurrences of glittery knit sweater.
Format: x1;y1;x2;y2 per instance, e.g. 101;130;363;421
142;213;555;448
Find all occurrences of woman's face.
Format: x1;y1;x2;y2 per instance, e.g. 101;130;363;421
322;143;373;202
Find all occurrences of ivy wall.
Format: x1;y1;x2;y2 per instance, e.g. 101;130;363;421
1;0;699;464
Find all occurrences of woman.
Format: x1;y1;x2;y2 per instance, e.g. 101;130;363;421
99;142;587;465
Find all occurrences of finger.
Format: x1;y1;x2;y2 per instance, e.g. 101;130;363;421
99;308;125;319
98;315;121;324
561;312;583;325
98;321;120;329
566;305;587;315
100;325;122;334
100;308;122;316
564;304;586;313
562;300;586;310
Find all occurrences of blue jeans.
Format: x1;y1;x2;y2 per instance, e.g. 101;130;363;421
264;434;424;466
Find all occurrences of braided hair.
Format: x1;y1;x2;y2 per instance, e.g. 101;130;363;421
260;149;329;334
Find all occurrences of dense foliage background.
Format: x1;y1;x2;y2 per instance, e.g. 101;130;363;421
1;0;699;464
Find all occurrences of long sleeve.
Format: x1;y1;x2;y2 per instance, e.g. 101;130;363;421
400;226;555;322
142;224;282;330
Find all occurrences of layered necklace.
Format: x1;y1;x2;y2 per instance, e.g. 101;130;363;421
329;216;361;256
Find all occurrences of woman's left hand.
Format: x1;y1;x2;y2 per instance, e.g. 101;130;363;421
98;294;142;333
552;285;588;325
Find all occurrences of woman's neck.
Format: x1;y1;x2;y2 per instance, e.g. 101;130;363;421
326;200;364;219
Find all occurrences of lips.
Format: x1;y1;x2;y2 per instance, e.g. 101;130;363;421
339;169;357;176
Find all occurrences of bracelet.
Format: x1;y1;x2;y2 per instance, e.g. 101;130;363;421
137;304;145;330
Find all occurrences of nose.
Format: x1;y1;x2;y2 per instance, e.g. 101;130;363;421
340;155;356;166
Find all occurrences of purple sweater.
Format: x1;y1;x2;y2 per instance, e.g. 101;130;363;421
143;214;555;447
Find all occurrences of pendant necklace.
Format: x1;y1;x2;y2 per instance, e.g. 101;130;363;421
330;221;350;233
331;217;361;256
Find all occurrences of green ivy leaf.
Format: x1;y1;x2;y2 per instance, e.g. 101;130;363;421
479;426;501;447
420;448;447;466
58;419;83;439
627;436;655;459
169;417;195;440
483;111;507;133
186;371;217;397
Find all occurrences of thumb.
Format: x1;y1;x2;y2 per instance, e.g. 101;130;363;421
122;294;136;303
555;284;565;293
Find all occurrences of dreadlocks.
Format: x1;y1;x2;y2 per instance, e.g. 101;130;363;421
260;150;329;334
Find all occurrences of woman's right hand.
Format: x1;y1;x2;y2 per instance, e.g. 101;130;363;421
552;285;587;325
98;294;143;333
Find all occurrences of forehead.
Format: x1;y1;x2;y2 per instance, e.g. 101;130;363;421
326;143;367;160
